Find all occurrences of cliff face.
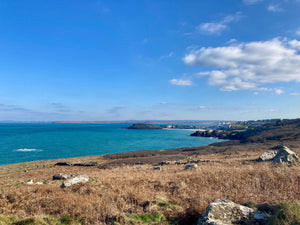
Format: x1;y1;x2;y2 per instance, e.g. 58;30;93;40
127;123;163;129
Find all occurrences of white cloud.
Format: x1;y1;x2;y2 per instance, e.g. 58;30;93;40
274;89;284;95
227;38;238;44
169;79;193;86
197;12;242;35
160;102;168;105
296;29;300;36
198;23;227;35
243;0;263;5
288;39;300;49
267;4;284;12
184;38;300;91
253;92;259;95
290;92;299;95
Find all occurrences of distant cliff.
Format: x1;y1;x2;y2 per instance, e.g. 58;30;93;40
191;118;300;143
127;123;163;129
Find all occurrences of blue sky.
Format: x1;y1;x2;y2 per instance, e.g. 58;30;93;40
0;0;300;121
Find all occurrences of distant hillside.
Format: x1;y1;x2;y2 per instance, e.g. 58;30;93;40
191;118;300;143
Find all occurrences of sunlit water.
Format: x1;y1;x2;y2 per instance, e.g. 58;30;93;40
0;123;224;165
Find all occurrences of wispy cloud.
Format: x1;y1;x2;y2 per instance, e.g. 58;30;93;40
106;106;126;116
296;29;300;36
184;38;300;91
243;0;263;5
159;51;174;61
274;89;284;95
267;4;284;12
169;78;193;86
196;12;242;35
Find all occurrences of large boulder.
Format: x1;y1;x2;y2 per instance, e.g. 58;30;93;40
198;199;267;225
61;175;89;188
258;150;277;162
273;146;299;164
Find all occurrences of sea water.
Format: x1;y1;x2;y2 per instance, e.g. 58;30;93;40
0;123;224;165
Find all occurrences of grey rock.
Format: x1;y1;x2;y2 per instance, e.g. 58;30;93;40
273;146;299;164
36;182;43;185
258;150;277;162
198;199;267;225
26;180;34;185
61;175;89;188
53;173;77;180
185;164;198;170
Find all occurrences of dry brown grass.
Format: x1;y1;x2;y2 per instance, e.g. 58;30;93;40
0;148;299;224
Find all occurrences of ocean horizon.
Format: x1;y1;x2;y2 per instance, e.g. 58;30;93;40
0;123;225;165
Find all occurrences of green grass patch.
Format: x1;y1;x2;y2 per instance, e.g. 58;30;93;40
152;199;178;209
125;212;168;224
0;215;81;225
266;202;300;225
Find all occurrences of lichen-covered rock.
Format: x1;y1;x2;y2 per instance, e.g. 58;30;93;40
258;150;277;162
61;175;89;188
197;199;267;225
273;146;299;164
185;164;197;170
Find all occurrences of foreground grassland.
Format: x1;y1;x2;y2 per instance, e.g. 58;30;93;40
0;146;299;225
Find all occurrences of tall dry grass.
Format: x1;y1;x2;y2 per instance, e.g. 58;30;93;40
0;158;299;224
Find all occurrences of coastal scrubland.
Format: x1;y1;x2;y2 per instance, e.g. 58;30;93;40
0;146;299;224
0;119;300;224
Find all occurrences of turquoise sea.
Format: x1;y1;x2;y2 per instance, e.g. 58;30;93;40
0;123;224;165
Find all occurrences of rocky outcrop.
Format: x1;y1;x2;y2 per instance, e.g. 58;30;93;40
258;150;277;162
190;130;244;140
198;199;267;225
273;146;299;164
61;175;89;188
127;123;163;129
53;173;77;180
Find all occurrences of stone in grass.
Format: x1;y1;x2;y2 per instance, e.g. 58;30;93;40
53;173;77;180
26;180;34;185
61;175;89;188
185;164;198;170
258;150;277;162
273;146;299;164
197;199;268;225
154;167;161;171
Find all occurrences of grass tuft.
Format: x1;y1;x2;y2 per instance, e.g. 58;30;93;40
125;212;167;224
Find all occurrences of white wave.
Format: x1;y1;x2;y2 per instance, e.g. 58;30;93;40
15;148;42;152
